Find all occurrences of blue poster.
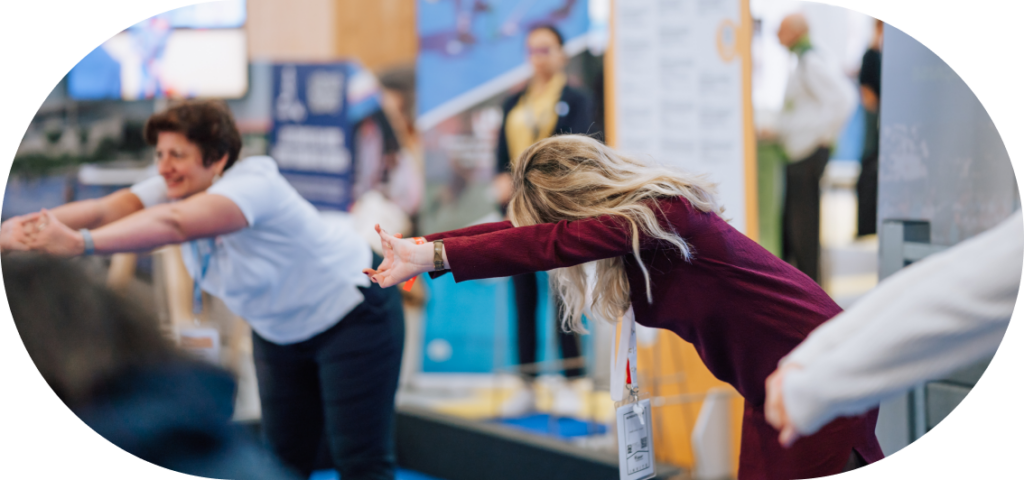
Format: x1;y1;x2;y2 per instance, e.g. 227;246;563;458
417;0;589;119
270;63;361;210
270;62;384;211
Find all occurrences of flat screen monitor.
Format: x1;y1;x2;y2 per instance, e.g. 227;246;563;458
69;29;248;100
67;0;248;100
128;0;247;29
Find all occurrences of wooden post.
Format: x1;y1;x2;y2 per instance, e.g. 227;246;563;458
153;245;197;330
105;253;138;293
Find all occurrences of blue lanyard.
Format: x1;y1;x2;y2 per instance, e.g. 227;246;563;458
190;239;214;316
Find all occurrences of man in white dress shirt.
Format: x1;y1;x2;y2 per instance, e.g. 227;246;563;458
775;13;856;283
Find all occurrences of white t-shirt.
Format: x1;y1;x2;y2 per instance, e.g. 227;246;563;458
131;155;372;344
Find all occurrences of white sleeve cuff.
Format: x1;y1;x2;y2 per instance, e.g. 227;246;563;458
781;368;833;436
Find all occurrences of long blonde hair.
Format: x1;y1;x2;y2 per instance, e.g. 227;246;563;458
507;135;723;333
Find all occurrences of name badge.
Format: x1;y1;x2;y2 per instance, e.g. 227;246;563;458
617;398;655;480
178;325;221;365
611;307;656;480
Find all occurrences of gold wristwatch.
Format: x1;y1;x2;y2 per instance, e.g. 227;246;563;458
433;239;445;271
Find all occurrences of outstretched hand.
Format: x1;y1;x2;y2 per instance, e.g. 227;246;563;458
765;363;804;447
362;224;433;288
25;209;84;257
0;213;42;252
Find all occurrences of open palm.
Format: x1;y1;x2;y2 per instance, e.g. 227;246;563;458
363;225;432;288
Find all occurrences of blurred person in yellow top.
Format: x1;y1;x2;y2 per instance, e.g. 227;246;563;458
493;24;596;417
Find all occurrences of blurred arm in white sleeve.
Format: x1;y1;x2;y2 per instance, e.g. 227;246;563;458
776;211;1022;438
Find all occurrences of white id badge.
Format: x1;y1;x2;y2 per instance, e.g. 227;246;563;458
177;326;221;365
617;398;655;480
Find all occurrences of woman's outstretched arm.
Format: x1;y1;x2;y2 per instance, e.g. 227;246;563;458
423;220;515;241
48;189;146;230
26;193;249;256
366;214;646;288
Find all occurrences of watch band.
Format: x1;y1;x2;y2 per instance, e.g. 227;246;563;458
79;229;95;255
433;239;445;271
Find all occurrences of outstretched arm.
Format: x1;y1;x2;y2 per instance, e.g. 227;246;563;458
49;189;146;230
424;220;514;242
764;212;1022;445
367;213;654;288
26;193;249;256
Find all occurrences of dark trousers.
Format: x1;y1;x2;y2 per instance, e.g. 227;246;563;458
856;152;879;236
252;280;405;480
513;272;584;378
783;146;830;284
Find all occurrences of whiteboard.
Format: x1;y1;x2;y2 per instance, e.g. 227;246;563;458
612;0;752;233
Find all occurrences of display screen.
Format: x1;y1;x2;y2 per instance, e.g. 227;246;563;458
67;0;248;100
160;0;246;29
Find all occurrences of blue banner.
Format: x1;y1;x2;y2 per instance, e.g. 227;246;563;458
270;62;381;211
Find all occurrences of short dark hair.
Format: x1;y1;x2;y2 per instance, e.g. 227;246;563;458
528;24;564;47
144;100;242;170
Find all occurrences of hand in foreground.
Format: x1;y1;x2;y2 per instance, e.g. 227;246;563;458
0;214;42;252
25;209;85;257
362;224;433;288
764;362;804;448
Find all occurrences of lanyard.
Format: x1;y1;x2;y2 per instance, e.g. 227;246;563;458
610;305;640;404
611;304;650;438
189;239;214;316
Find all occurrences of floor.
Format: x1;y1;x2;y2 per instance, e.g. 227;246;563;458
310;469;442;480
820;161;880;308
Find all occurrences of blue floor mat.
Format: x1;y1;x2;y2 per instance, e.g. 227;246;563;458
494;413;608;439
310;468;444;480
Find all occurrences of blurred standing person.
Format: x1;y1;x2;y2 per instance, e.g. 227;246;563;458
856;20;884;237
3;253;300;480
494;24;596;415
774;13;856;283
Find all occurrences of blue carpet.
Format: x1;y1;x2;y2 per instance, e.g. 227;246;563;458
495;413;608;439
309;468;444;480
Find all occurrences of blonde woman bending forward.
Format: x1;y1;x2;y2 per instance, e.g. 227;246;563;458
365;135;883;480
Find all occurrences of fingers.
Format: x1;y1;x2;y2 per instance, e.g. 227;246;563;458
779;425;799;448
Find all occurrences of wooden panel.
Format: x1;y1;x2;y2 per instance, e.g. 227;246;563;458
105;253;137;292
334;0;417;71
247;0;337;61
637;330;743;475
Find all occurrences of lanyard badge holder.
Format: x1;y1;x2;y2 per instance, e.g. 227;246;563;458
178;240;221;365
611;306;656;480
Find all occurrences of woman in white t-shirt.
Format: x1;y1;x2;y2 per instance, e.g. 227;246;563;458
3;100;404;480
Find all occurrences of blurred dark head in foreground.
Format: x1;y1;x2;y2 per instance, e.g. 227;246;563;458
3;253;298;480
5;254;176;405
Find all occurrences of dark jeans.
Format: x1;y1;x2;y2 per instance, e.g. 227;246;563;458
783;146;830;284
252;279;405;480
856;152;879;237
513;272;584;378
